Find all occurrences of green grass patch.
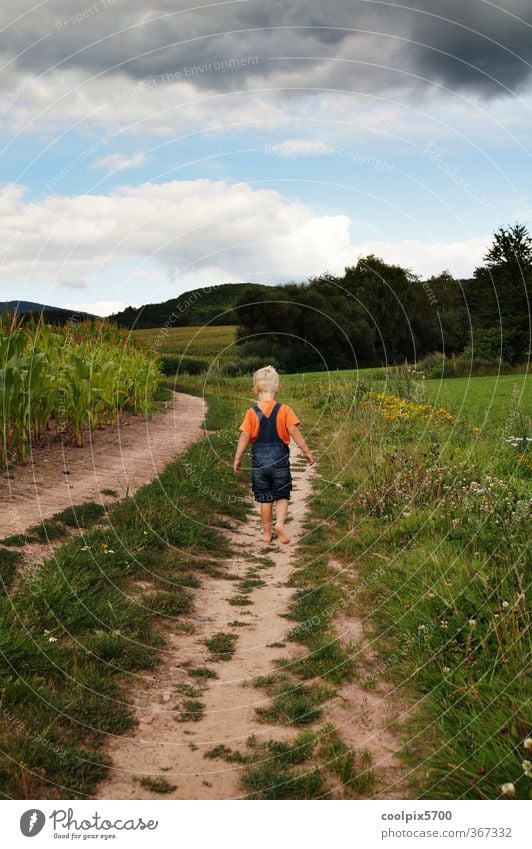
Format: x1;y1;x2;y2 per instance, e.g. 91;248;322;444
175;699;205;722
186;666;218;680
0;547;23;592
138;776;176;794
51;502;106;529
27;520;68;541
205;632;238;661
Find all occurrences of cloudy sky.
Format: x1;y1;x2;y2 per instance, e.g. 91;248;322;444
1;0;531;314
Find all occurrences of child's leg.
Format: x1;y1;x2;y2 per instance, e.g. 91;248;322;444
260;502;273;543
274;498;290;544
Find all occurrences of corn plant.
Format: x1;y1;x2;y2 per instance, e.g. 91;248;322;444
0;312;163;463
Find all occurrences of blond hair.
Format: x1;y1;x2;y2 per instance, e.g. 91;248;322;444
253;365;279;394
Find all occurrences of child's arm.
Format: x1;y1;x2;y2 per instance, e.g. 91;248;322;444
287;424;315;465
233;432;251;473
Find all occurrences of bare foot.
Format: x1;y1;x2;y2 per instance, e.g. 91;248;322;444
274;524;291;544
262;530;272;543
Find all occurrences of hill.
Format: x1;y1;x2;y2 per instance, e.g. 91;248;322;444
108;283;269;329
0;300;95;324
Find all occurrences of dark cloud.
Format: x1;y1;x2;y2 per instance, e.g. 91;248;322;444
1;0;531;98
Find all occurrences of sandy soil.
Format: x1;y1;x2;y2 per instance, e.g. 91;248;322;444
95;448;409;800
0;392;206;539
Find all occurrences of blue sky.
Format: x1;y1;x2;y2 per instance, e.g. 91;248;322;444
1;1;531;314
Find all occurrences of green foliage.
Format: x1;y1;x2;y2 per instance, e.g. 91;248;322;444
52;502;106;529
0;313;162;463
0;547;23;592
138;776;176;793
110;283;268;329
205;632;238;660
158;356;207;376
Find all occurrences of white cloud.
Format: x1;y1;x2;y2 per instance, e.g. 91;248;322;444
0;177;488;306
62;300;132;317
90;151;151;173
351;237;486;279
266;140;335;158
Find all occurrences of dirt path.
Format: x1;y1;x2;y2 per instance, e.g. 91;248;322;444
95;448;408;800
96;448;317;800
0;392;205;538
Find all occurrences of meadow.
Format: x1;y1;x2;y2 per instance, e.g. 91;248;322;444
0;318;529;799
193;365;531;799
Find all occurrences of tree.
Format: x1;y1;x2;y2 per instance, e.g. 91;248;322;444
464;223;532;363
483;223;532;274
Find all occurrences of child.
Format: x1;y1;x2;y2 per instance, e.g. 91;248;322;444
233;365;315;544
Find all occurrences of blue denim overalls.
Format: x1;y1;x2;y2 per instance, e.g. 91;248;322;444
251;403;292;503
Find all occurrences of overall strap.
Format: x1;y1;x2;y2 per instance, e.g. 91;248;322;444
253;402;283;443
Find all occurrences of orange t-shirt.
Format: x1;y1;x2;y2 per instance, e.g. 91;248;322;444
239;400;300;444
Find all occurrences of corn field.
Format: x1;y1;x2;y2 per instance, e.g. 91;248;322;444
0;313;162;464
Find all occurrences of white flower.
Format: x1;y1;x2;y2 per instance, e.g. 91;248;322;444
468;619;477;628
48;636;58;643
502;601;509;609
524;738;532;752
522;760;532;778
500;782;516;796
442;667;450;674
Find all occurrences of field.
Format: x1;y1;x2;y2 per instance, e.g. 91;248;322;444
1;315;161;463
0;320;529;800
132;324;237;362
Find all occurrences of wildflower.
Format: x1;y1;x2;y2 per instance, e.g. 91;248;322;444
468;619;477;628
48;636;58;643
440;619;448;629
522;760;532;778
500;782;516;797
524;738;532;752
502;601;509;609
442;666;450;674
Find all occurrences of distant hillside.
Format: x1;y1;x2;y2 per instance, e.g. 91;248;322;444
0;300;95;324
108;283;269;329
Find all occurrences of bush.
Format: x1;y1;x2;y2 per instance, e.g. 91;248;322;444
158;356;206;376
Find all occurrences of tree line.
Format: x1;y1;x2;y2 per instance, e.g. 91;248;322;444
234;224;531;371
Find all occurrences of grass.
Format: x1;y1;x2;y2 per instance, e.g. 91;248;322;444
0;533;38;547
206;725;372;799
138;776;176;794
421;373;531;430
175;699;205;722
205;632;238;661
186;666;218;680
0;547;24;592
178;366;529;799
51;502;106;529
254;674;331;726
277;367;531;800
27;520;68;541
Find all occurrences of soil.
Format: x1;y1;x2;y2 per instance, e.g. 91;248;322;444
0;392;206;539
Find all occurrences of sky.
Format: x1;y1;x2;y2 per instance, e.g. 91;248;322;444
1;0;531;315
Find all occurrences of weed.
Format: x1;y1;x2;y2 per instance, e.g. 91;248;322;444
175;700;205;722
139;776;176;794
187;666;218;680
205;632;238;660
